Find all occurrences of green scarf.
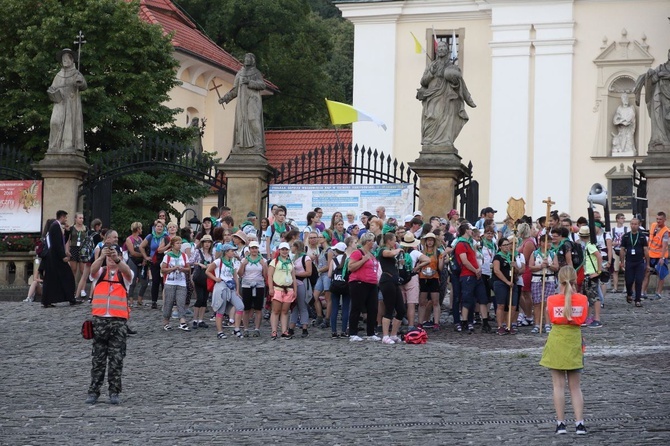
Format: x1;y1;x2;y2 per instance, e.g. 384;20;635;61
246;255;261;265
277;256;292;271
382;223;396;235
273;221;286;235
152;229;166;241
222;257;235;275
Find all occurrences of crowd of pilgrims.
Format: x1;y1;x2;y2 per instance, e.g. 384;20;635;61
34;203;656;343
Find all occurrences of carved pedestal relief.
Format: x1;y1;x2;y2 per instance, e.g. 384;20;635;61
592;30;654;158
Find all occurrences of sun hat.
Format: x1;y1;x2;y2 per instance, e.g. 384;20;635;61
400;233;420;248
232;230;248;244
578;226;591;237
422;232;437;240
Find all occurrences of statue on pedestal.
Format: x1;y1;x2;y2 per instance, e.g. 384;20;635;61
634;49;670;150
611;93;636;156
47;49;87;154
416;41;476;150
219;53;267;154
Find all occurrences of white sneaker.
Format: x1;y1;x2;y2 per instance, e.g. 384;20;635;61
382;336;395;344
390;335;402;343
23;296;34;302
367;335;381;341
349;335;364;342
80;290;87;298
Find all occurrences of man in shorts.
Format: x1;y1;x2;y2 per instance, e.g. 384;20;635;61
455;223;489;333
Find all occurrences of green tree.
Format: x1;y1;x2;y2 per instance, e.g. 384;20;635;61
176;0;353;127
0;0;217;233
0;0;183;156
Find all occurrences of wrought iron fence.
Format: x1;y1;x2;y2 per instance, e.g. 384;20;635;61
265;143;419;207
0;145;40;180
454;161;479;224
632;160;647;227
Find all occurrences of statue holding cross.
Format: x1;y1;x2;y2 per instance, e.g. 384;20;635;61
216;53;267;154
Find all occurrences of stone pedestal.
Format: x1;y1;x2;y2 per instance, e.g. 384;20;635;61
33;153;89;225
638;144;670;222
222;153;274;227
409;147;467;219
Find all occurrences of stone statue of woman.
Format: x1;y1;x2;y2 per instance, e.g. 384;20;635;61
634;49;670;151
47;49;87;154
416;41;476;151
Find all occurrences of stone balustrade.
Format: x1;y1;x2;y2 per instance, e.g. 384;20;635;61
0;252;36;286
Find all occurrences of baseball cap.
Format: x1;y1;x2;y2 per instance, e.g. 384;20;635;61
414;210;423;217
278;242;290;250
334;242;347;252
248;241;260;248
221;243;236;252
246;211;257;218
482;207;497;214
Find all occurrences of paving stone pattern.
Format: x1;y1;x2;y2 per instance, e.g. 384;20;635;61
1;292;669;445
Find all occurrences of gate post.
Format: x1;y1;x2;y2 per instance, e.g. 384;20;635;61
637;144;670;224
222;153;274;226
33;153;88;225
409;150;468;220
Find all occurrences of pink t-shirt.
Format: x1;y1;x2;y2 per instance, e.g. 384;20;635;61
348;249;379;284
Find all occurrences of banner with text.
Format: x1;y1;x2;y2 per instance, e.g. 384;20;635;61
269;183;415;228
0;180;43;233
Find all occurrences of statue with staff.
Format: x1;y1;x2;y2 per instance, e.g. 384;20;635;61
47;32;87;155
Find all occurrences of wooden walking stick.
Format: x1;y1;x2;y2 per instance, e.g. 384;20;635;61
506;198;526;329
539;197;555;334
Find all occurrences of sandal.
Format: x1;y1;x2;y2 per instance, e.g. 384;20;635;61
271;331;278;340
635;301;642;307
626;296;633;304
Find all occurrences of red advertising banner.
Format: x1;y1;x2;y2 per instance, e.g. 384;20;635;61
0;180;43;233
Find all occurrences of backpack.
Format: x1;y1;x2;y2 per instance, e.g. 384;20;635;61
449;241;466;275
79;231;98;263
569;241;584;269
36;235;49;259
404;327;428;344
330;254;348;294
398;252;412;285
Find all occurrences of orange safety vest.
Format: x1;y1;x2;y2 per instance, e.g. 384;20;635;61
91;268;129;319
546;293;589;326
648;223;669;259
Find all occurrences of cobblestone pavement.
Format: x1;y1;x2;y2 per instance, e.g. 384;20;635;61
1;291;669;446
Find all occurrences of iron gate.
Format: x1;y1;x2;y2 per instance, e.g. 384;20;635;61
81;138;225;226
453;161;479;224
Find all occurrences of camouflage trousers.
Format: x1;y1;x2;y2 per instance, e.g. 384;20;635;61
88;317;127;396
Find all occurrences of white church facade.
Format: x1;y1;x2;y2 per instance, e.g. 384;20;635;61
337;0;669;219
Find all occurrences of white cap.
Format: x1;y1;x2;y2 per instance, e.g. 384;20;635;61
413;210;423;217
334;242;347;252
278;242;290;250
404;215;413;223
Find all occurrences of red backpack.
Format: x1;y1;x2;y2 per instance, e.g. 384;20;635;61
404;327;428;344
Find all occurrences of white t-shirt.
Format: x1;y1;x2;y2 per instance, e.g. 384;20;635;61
211;257;240;283
408;249;422;269
611;226;628;250
240;257;265;287
161;252;189;286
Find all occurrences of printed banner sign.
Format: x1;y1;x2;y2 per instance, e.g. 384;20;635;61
269;183;415;228
0;180;43;233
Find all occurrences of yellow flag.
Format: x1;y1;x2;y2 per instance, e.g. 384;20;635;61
410;32;423;54
325;99;387;130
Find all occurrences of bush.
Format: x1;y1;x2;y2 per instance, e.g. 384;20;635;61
1;235;39;252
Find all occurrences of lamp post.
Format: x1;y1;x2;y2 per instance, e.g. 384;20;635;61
177;208;201;233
